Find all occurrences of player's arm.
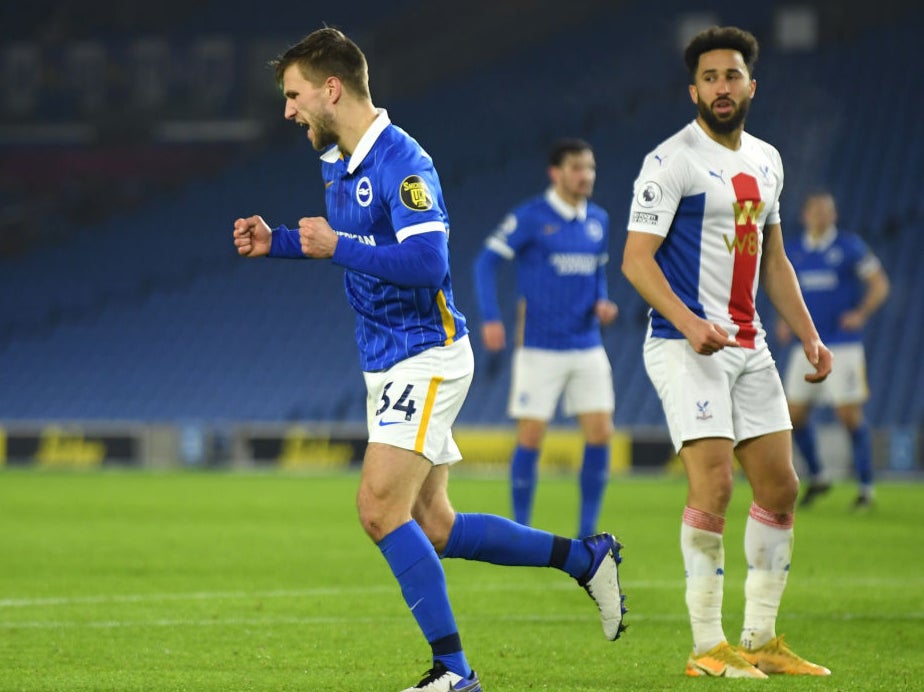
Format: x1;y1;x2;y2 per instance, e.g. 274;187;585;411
622;230;736;355
841;263;890;331
594;259;618;326
760;222;832;382
473;246;507;351
330;229;449;287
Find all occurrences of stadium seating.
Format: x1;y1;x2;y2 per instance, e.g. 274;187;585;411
1;3;922;433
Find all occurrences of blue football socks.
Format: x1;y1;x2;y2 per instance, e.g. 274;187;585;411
792;424;822;478
579;444;609;537
851;423;874;487
510;446;539;525
442;512;592;579
379;521;471;679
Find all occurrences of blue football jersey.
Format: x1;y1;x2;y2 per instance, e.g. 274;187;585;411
481;189;610;350
786;227;881;345
320;110;467;371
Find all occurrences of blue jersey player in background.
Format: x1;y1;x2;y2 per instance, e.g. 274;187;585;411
776;191;890;509
473;139;618;539
232;28;626;692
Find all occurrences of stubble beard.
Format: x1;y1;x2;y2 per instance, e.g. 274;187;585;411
309;111;339;151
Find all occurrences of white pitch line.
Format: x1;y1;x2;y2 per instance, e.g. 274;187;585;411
1;611;922;631
1;575;922;609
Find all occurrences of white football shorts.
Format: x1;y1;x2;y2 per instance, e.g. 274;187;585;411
364;335;473;465
784;341;868;406
508;345;615;421
643;337;791;453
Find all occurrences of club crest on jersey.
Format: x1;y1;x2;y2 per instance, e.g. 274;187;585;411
355;176;373;207
586;219;604;242
636;181;662;208
400;175;433;211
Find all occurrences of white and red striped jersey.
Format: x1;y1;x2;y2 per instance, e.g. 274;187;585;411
626;119;784;349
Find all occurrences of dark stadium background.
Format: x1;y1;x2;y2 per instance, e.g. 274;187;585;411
1;0;921;472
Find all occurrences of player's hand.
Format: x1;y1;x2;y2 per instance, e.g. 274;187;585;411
802;338;833;383
481;321;506;352
594;299;619;327
775;319;793;344
684;319;739;356
233;215;272;257
298;216;338;258
839;309;866;332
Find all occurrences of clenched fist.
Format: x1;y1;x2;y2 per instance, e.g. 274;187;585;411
298;217;339;258
233;216;272;257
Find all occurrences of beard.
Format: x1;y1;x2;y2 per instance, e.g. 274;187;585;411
308;111;339;151
697;95;750;134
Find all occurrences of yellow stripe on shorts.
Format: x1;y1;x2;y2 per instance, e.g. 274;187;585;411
415;376;445;454
435;290;456;345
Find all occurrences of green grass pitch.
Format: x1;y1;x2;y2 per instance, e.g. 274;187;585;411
1;469;922;690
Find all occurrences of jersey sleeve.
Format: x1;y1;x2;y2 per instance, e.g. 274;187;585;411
626;151;687;237
764;144;784;226
483;205;535;259
848;234;882;278
268;224;304;258
379;143;448;242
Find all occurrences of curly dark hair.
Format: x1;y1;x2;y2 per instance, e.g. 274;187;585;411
683;26;759;81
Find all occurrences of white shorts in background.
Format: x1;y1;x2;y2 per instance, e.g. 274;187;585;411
784;341;868;406
508;346;615;421
643;337;791;453
364;335;474;465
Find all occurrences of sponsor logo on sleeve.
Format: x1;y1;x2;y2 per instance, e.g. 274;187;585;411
399;175;434;211
636;181;663;208
631;211;659;225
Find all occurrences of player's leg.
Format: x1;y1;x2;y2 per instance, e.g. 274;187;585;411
678;437;736;652
434;483;627;641
643;339;762;676
783;348;829;505
679;438;765;677
831;344;874;508
360;443;480;691
507;348;565;526
733;364;830;676
836;403;874;508
362;338;481;690
510;418;546;526
567;346;616;538
575;411;613;538
735;431;798;650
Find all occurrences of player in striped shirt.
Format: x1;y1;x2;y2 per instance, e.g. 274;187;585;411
473;139;617;539
622;25;831;679
232;28;626;692
777;191;890;509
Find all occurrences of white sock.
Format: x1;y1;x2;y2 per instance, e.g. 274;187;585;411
740;502;794;650
681;506;727;654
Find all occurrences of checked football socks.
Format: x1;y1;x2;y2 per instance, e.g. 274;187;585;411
378;521;472;680
579;444;610;538
442;512;592;579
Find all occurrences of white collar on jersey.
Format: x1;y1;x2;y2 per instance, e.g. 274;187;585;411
803;224;838;251
319;108;391;173
545;188;588;222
